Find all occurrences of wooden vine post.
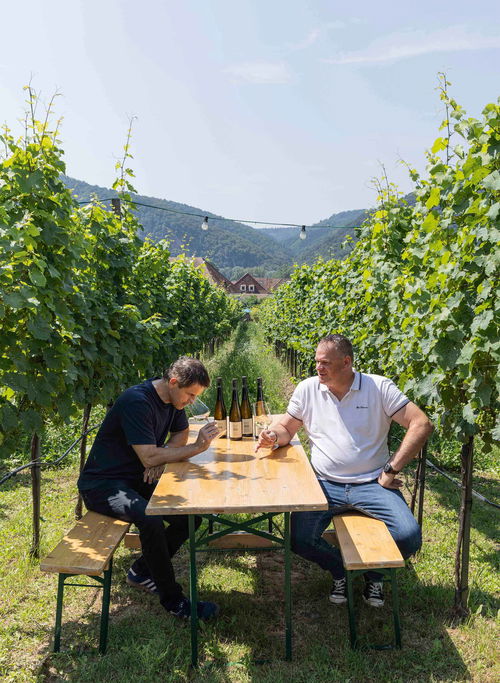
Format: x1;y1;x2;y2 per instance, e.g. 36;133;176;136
453;436;474;617
74;403;92;520
29;432;41;558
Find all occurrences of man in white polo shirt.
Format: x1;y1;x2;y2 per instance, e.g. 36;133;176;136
256;334;433;607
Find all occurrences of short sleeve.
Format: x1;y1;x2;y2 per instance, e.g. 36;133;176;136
380;378;410;418
119;398;156;445
170;408;189;433
287;383;305;421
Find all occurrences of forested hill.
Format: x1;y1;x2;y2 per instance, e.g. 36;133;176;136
260;208;368;263
63;175;393;273
62;176;291;271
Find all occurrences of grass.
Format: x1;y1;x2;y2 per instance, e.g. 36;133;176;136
0;322;498;682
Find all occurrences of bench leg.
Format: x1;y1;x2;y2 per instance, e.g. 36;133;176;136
390;569;402;649
346;571;358;649
99;560;113;655
53;573;66;652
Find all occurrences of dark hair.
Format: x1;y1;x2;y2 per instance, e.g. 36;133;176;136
163;356;210;388
318;334;354;360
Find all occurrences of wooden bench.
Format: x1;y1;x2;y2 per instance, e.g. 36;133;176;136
41;511;130;654
332;512;405;649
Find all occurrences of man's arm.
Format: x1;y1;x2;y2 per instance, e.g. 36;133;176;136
135;421;219;469
142;428;192;483
378;401;433;489
255;413;303;451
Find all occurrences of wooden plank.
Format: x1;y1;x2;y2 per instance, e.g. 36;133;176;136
124;532;141;550
125;528;338;551
208;532;275;549
322;529;338;547
146;423;328;515
41;511;130;576
333;513;405;570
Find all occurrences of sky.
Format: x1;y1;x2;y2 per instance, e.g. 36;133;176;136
1;0;499;226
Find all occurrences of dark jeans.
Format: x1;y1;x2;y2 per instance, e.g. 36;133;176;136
80;479;201;608
291;478;422;581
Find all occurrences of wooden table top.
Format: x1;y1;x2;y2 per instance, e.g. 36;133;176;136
146;424;328;515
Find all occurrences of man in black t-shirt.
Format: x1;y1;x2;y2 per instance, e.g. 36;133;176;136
78;356;220;620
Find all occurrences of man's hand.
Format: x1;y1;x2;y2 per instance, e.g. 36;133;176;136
254;429;278;452
194;421;220;451
143;464;165;484
378;471;403;489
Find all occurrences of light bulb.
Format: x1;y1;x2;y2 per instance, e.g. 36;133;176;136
299;225;307;240
201;216;209;231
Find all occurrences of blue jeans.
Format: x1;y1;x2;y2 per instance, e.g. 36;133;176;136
291;479;422;581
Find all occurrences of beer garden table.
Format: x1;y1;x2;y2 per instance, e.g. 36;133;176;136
145;422;328;667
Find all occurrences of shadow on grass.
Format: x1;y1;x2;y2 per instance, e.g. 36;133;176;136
33;543;479;683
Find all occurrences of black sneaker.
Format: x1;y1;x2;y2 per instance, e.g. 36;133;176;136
168;596;220;621
363;580;384;607
126;568;159;595
329;577;347;605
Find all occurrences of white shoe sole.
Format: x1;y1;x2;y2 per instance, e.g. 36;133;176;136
363;595;384;608
329;595;347;605
126;576;158;595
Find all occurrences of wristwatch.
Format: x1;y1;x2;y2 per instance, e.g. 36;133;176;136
383;461;400;475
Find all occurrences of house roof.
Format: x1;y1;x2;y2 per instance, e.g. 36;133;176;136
255;277;286;292
169;256;231;290
231;273;263;288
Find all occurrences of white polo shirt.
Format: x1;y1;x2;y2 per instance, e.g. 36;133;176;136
286;372;410;483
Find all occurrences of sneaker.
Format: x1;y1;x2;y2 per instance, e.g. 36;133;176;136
329;577;347;605
126;568;159;595
363;580;384;607
168;596;220;621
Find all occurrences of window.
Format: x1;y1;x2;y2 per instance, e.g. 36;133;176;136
248;284;255;292
240;284;246;291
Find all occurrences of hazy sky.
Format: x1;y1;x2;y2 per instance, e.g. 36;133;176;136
1;0;499;225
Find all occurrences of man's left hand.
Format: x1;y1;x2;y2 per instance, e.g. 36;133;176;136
143;464;165;484
378;471;403;489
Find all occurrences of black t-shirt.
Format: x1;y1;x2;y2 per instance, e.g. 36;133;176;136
78;379;188;490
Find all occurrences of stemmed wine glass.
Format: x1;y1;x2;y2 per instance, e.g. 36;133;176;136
253;401;271;438
185;397;211;424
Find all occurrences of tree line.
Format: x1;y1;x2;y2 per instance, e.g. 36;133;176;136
0;89;241;466
259;78;498;451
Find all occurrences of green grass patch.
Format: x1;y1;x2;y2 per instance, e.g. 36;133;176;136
0;323;498;682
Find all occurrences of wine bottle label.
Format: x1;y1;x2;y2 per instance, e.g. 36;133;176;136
255;424;264;437
242;418;253;436
229;421;242;439
216;419;227;435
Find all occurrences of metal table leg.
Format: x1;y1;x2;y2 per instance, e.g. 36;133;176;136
284;512;292;660
189;515;199;667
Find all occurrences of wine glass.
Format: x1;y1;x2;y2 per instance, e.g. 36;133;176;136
253;401;271;438
185;397;211;424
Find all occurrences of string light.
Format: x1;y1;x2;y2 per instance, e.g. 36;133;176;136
77;196;361;235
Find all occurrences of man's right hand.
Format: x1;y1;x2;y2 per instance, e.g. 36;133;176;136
195;421;220;451
254;429;278;452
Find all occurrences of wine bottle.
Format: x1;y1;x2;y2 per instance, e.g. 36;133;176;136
213;377;227;437
254;377;268;437
255;377;265;415
228;378;242;440
240;376;253;437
